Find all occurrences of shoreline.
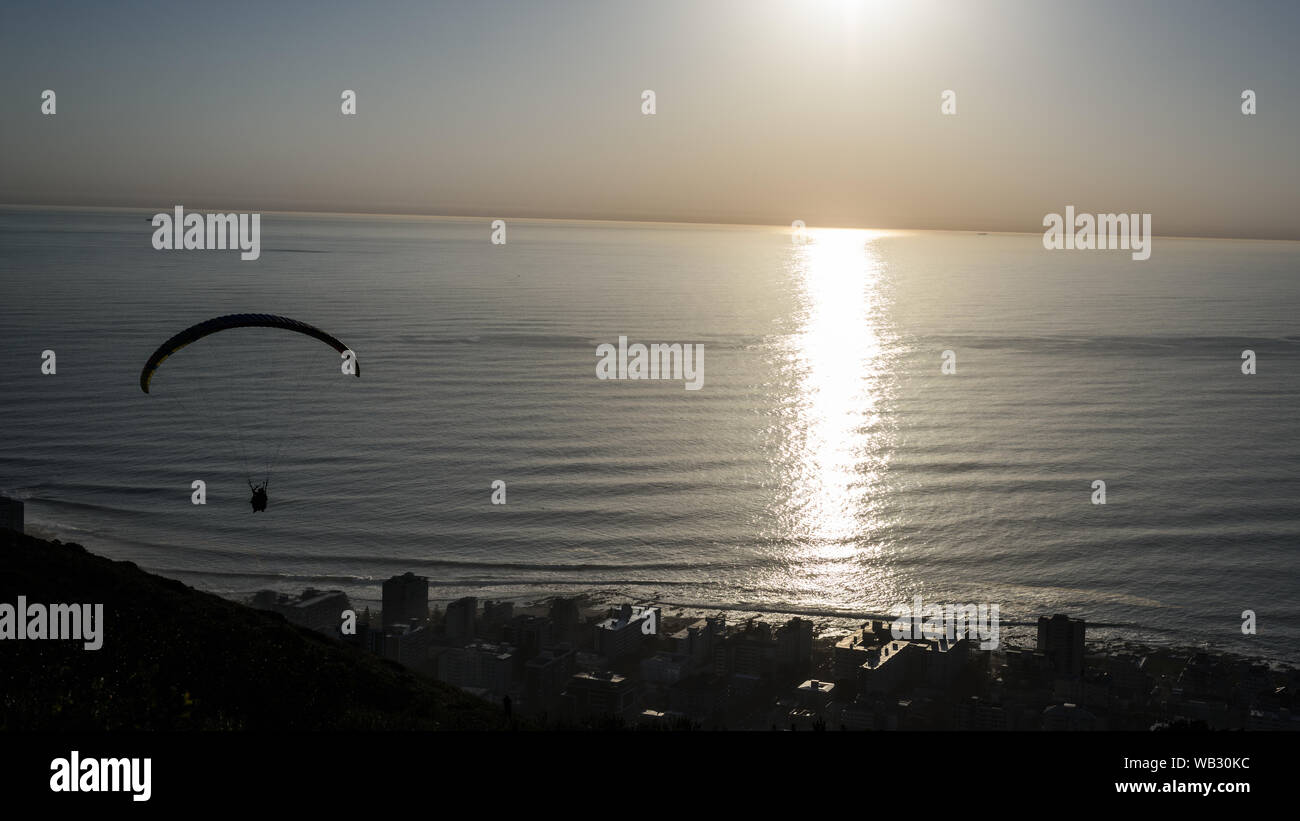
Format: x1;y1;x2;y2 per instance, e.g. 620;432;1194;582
13;512;1296;671
4;529;1297;733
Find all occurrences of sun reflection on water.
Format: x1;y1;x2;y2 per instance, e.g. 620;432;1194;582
762;227;901;610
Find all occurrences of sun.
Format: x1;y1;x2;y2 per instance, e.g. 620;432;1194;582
813;0;905;24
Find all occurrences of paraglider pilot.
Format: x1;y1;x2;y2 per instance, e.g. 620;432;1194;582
249;482;269;513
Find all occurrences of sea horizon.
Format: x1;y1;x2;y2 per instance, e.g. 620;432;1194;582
5;202;1299;244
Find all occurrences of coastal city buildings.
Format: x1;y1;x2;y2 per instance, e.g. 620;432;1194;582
251;572;1298;731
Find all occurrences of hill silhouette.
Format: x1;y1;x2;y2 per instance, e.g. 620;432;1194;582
0;529;506;730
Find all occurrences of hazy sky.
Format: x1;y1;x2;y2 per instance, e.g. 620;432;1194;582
2;0;1297;238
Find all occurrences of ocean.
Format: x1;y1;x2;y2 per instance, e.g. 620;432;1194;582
2;207;1297;663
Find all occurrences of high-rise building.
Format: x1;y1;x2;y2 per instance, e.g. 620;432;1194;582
549;598;580;645
503;614;552;661
382;621;433;674
724;621;775;678
794;679;835;712
444;596;478;643
776;617;814;679
833;624;881;682
437;642;515;696
565;671;640;723
0;497;24;534
672;617;723;674
593;604;657;662
482;600;515;629
1037;614;1086;678
524;644;575;716
858;640;917;695
381;572;429;631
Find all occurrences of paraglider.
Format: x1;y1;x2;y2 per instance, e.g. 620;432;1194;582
249;482;269;513
140;313;359;510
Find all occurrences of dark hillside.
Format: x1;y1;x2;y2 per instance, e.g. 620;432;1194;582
0;529;505;730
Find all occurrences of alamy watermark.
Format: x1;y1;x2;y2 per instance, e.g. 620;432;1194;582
0;596;104;650
596;335;704;390
151;206;261;261
890;596;1000;650
50;751;150;801
1043;205;1151;261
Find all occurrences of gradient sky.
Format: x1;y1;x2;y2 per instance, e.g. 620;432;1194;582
2;0;1297;238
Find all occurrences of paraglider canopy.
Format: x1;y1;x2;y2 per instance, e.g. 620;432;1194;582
139;313;360;496
140;313;358;394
